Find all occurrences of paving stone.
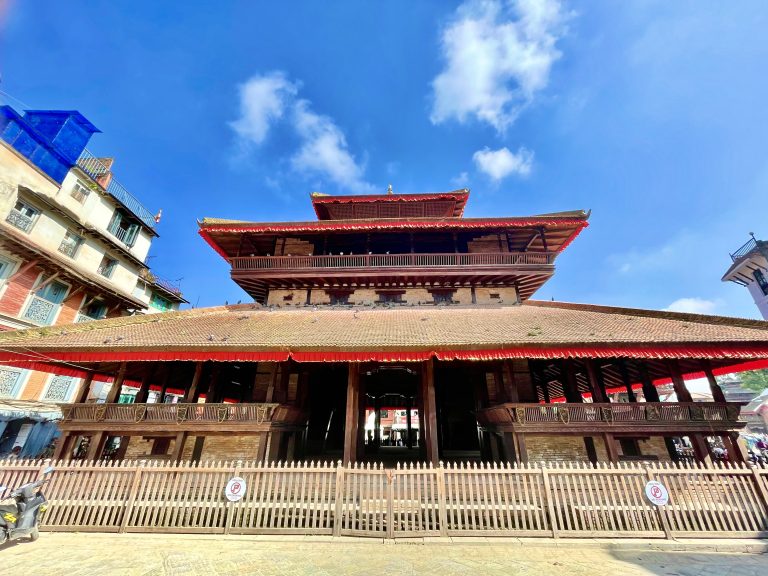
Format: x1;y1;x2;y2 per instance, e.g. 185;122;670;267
1;533;766;576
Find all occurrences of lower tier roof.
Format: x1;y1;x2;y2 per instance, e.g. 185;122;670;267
0;301;766;368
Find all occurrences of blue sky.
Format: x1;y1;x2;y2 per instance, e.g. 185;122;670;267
2;1;768;317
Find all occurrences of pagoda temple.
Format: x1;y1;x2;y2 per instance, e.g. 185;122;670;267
0;189;767;465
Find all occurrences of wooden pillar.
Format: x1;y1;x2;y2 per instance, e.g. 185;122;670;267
74;372;95;404
158;365;171;403
666;359;693;403
603;433;619;462
53;432;76;460
255;431;269;462
204;364;222;403
618;359;637;402
343;363;360;464
637;361;661;402
373;396;381;449
405;396;413;449
515;432;528;463
115;436;130;460
701;360;727;403
190;436;205;462
184;362;204;403
562;360;583;403
501;432;517;463
105;362;128;404
507;359;537;402
170;432;188;462
584;360;609;403
134;364;154;404
267;430;284;462
264;362;278;402
85;432;108;461
421;358;439;464
583;436;598;465
689;434;712;465
726;432;749;463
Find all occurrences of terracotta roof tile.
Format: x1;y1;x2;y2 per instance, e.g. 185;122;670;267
0;301;766;356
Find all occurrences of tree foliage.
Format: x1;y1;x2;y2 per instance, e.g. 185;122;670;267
740;369;768;392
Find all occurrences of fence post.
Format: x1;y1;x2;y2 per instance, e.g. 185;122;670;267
645;464;672;540
436;462;448;537
333;460;344;537
224;460;243;535
749;464;768;521
541;464;558;539
119;460;145;534
386;469;395;539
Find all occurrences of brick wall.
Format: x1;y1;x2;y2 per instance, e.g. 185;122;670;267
475;287;517;305
19;370;49;401
525;434;607;462
122;434;265;461
267;289;308;306
636;436;673;461
467;234;507;253
56;290;84;325
0;263;39;317
276;237;314;256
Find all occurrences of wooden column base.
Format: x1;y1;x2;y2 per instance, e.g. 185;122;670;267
85;432;108;461
689;434;712;465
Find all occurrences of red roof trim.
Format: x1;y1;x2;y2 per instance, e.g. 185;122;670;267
199;228;230;261
200;218;587;235
2;344;766;366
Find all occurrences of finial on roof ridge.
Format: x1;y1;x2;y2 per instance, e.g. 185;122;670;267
387;184;393;195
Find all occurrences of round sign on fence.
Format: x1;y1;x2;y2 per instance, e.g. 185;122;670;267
225;476;246;502
644;480;669;506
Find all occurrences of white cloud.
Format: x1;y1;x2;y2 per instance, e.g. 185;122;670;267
431;0;568;132
230;71;373;192
230;72;298;145
451;171;470;187
473;146;533;180
664;298;718;315
291;100;374;193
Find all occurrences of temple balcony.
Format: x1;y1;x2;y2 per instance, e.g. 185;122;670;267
58;402;307;434
476;402;746;435
230;252;556;301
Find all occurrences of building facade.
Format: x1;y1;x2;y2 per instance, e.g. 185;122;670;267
0;189;765;464
0;105;185;456
723;234;768;320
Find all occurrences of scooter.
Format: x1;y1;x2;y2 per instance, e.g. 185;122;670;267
0;466;54;545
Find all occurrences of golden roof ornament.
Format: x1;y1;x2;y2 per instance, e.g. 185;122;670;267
387;184;393;195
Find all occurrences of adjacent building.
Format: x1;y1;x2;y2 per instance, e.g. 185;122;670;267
0;105;186;456
0;189;764;465
723;233;768;320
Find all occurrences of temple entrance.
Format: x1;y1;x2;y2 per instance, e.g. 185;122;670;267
362;365;420;464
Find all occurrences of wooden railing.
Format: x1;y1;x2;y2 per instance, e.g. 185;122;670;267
60;403;280;425
230;251;555;271
2;459;767;539
479;402;743;429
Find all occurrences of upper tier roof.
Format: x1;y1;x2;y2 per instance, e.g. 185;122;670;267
310;190;470;220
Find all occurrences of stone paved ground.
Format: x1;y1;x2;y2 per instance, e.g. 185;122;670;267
1;534;767;576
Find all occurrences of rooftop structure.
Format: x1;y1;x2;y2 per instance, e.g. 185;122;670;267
0;188;765;466
723;233;768;319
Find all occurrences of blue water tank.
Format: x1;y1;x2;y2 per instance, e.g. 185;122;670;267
24;110;100;164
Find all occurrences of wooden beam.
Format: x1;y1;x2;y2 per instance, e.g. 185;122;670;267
584;360;609;403
170;432;188;462
7;259;39;282
134;364;154;404
185;361;204;402
701;359;726;403
618;359;637;402
603;433;619;462
666;359;693;403
636;361;661;402
343;363;360;464
105;362;128;404
74;372;95;404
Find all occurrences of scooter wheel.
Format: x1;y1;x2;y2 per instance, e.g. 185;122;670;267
29;528;39;542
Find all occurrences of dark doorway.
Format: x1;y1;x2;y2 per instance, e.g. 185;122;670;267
304;363;348;460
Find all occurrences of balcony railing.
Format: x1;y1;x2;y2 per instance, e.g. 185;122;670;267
61;402;281;425
478;402;743;431
5;209;34;233
231;251;555;271
730;237;759;262
76;149;157;230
